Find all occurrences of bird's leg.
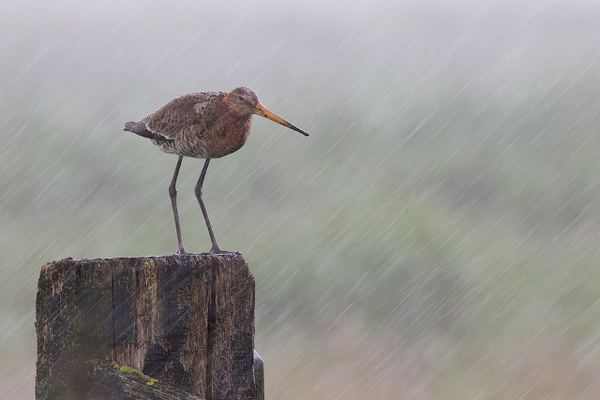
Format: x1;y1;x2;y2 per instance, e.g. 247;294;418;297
169;156;186;255
195;159;223;254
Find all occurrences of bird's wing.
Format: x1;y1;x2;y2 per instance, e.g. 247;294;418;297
143;92;224;139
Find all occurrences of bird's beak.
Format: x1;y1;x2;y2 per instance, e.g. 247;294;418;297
255;103;309;136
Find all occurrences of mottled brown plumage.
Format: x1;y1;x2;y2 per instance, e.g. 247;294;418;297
123;87;308;254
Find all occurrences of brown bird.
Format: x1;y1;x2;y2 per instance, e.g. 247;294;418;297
124;87;309;254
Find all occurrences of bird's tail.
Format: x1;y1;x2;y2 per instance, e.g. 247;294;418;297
124;121;146;134
123;121;164;141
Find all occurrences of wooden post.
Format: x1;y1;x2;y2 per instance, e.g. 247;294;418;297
35;253;262;400
253;350;264;400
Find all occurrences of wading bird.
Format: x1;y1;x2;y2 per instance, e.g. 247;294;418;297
124;87;309;254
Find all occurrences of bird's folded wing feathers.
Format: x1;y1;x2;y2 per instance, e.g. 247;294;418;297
144;92;223;139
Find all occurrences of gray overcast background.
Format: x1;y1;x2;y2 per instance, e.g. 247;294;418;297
3;1;600;399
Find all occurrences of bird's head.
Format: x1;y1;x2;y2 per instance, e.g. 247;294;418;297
226;87;309;136
226;87;259;114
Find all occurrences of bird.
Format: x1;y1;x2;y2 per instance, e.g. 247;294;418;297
124;87;309;255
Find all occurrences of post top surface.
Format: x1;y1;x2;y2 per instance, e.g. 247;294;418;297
40;252;247;274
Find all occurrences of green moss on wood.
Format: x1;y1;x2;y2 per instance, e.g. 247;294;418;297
114;363;159;386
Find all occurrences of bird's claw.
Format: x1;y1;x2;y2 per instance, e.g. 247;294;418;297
209;246;230;255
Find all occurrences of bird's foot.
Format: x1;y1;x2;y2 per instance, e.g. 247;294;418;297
175;248;187;256
209;245;232;255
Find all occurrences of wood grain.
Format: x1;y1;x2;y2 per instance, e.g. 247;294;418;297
36;253;258;400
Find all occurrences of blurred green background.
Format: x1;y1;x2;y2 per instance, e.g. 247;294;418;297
3;0;600;398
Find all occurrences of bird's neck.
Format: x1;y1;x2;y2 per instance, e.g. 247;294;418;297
218;103;252;130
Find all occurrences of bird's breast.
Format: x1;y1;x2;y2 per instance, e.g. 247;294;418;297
203;115;252;158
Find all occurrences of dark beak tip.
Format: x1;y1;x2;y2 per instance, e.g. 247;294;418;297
289;125;309;137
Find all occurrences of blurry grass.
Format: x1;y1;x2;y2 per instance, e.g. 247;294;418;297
4;130;600;398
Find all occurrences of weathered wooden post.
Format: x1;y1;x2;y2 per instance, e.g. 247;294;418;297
35;253;262;400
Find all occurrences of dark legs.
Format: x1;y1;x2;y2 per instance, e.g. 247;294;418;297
195;159;223;253
169;156;185;254
169;156;223;255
